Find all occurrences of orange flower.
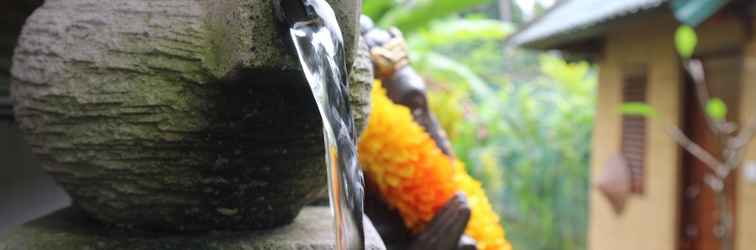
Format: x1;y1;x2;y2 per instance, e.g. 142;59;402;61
358;82;512;250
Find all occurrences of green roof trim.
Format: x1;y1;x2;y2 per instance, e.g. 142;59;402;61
671;0;730;26
507;0;666;49
509;0;732;50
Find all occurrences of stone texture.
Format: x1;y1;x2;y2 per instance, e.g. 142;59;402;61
204;0;361;75
10;0;363;232
0;206;386;250
349;37;374;135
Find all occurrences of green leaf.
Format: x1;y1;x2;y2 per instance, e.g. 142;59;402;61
363;0;397;20
409;18;513;50
675;25;697;58
377;0;490;33
620;102;656;117
705;98;727;121
417;52;494;99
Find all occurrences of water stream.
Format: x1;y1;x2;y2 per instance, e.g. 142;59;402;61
286;0;365;249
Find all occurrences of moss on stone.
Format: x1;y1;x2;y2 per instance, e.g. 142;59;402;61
0;206;386;250
10;0;364;232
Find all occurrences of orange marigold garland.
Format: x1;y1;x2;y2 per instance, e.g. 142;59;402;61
358;82;512;250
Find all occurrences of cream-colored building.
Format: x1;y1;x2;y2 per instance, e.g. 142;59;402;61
510;1;756;250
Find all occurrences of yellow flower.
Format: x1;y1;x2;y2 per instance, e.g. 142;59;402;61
358;82;512;250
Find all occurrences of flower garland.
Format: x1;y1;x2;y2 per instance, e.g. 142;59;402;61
358;81;512;250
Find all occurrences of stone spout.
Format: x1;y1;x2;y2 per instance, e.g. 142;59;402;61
10;0;367;232
205;0;361;75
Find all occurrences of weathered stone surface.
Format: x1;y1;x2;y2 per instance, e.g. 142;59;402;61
10;0;363;231
205;0;361;75
0;206;386;250
349;37;374;135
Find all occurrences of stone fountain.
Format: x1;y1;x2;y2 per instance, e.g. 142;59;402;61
0;0;384;249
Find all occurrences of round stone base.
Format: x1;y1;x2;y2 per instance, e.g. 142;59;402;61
0;206;385;250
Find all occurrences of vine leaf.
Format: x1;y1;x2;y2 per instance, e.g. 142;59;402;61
675;25;697;59
620;102;657;117
706;98;727;121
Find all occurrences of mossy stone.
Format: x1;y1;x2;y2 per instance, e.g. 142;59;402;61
10;0;363;231
0;206;386;250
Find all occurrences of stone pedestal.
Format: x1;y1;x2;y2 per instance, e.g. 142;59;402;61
0;206;385;250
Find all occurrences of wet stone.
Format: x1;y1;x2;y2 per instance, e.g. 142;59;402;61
0;206;386;250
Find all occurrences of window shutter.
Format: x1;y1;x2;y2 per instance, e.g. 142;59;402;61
622;68;648;194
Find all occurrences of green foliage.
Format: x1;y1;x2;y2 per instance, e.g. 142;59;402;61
675;25;698;58
621;102;657;117
429;52;594;250
375;0;492;33
363;0;397;19
706;98;727;121
410;19;514;49
365;1;593;249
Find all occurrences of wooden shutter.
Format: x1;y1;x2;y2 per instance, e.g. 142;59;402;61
621;66;648;194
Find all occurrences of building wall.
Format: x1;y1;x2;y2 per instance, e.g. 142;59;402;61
589;13;682;250
589;12;754;250
737;37;756;250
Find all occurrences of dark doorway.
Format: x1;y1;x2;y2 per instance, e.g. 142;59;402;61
679;52;741;250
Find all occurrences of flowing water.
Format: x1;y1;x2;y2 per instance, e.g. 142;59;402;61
287;0;365;249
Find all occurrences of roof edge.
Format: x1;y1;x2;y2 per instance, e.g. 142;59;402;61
506;0;667;51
